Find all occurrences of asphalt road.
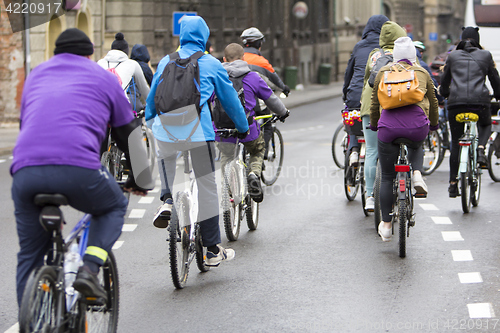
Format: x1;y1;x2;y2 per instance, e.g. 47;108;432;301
1;97;500;332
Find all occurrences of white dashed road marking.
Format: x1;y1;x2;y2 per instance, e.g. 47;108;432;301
441;231;464;241
451;250;474;261
122;224;138;232
0;159;6;163
467;303;495;319
112;241;124;250
431;216;453;224
128;209;146;218
419;203;439;211
458;272;483;284
138;196;155;204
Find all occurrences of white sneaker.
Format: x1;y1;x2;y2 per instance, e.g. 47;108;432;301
205;245;235;267
365;196;375;212
349;151;359;166
378;222;392;242
413;170;428;196
153;198;173;229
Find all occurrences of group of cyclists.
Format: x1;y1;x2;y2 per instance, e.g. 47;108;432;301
11;15;290;313
342;16;500;241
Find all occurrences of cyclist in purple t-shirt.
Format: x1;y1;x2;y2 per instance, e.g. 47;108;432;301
215;43;289;202
11;28;153;306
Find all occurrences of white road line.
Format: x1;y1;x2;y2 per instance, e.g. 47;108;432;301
419;203;439;211
0;159;6;163
150;187;160;193
128;209;146;219
458;272;483;284
467;303;495;318
112;241;124;250
442;231;464;241
138;197;155;204
9;156;13;159
452;250;473;261
4;323;19;333
431;216;453;224
122;224;137;232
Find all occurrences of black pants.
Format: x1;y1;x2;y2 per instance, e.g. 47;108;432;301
448;105;491;182
378;139;423;222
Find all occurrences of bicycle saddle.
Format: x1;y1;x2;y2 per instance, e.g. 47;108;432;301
392;138;414;145
456;113;479;123
34;193;68;207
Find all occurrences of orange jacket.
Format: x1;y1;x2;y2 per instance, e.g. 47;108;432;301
243;52;275;73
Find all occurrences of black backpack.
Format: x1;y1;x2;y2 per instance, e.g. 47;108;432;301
213;73;248;129
368;49;393;88
154;51;205;140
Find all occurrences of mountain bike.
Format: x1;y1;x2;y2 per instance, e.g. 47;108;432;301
216;129;259;241
259;114;284;186
168;150;210;289
19;189;122;333
344;135;369;216
456;113;481;213
487;113;500;182
331;122;347;169
391;138;417;258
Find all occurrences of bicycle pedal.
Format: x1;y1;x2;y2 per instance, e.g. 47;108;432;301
414;193;427;198
83;296;106;306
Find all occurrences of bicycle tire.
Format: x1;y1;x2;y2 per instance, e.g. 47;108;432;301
461;151;472;213
246;196;259;230
84;251;120;333
344;165;359;201
331;123;347;169
223;163;242;241
19;266;61;333
398;199;407;258
169;192;191;289
361;169;369;216
472;164;481;207
373;161;382;231
195;227;210;273
487;144;500;182
422;131;443;175
261;127;284;186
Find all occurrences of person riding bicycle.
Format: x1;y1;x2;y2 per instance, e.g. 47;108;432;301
215;43;290;203
130;43;154;86
438;27;500;197
147;16;249;266
360;21;407;212
11;28;154;306
240;27;290;154
370;37;439;242
342;14;388;210
97;32;150;111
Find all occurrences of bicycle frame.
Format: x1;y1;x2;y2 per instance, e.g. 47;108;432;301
179;151;199;238
458;121;478;175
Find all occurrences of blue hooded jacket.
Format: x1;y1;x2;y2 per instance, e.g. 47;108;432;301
342;15;388;110
145;16;248;142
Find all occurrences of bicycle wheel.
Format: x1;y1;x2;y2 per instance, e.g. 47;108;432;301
331;123;347;169
19;266;61;333
195;225;210;273
169;192;192;289
222;163;242;241
360;165;369;216
246;196;259;230
142;125;156;173
461;150;472;213
398;199;407;258
422;131;443;175
373;161;382;230
488;143;500;182
84;251;119;333
472;165;481;207
344;165;359;201
261;127;284;186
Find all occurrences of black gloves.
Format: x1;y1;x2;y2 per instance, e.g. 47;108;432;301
282;85;290;97
278;110;290;123
237;129;250;140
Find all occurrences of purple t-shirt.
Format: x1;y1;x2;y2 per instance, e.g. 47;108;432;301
218;71;273;143
10;53;133;175
377;105;430;143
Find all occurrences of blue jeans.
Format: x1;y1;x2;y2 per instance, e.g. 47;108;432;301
362;115;378;197
12;165;128;306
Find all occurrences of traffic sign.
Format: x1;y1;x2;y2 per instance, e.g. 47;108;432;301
429;32;438;41
172;12;197;37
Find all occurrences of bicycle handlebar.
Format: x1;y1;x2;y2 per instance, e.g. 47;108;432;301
215;128;239;139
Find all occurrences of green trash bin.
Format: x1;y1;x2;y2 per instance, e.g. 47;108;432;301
318;63;332;84
284;66;298;90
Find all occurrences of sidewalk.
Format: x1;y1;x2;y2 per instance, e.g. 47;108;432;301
0;81;344;157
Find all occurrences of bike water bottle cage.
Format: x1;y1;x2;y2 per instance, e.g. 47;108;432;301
456;113;479;123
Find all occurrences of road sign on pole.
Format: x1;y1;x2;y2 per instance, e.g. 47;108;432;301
172;12;197;37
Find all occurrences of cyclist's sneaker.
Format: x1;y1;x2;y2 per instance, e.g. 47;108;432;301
349;151;359;167
153;198;173;228
477;148;488;169
448;183;460;198
73;265;107;303
205;245;235;267
413;170;428;196
365;196;375;212
378;222;392;242
247;172;264;203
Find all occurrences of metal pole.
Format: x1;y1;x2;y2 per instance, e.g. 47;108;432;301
24;0;30;77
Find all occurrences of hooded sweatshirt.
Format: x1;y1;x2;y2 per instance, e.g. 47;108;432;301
360;21;406;117
145;16;248;143
342;15;388;109
97;49;150;105
130;44;154;86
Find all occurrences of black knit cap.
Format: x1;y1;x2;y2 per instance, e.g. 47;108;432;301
111;32;129;55
54;28;94;56
461;26;480;44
